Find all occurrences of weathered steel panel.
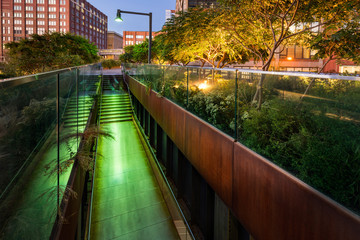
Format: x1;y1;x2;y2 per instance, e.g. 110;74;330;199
233;142;360;240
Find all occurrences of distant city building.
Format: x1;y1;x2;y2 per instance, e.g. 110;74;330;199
165;9;175;22
0;0;108;61
123;31;159;47
99;31;123;60
176;0;218;12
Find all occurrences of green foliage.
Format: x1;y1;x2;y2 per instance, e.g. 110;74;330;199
309;21;360;71
158;8;249;67
134;69;360;213
4;32;100;76
101;59;121;69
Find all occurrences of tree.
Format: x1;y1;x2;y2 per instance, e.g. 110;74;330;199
310;22;360;73
158;8;249;67
5;32;99;76
119;45;135;63
218;0;358;108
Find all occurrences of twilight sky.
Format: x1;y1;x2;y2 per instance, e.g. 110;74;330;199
88;0;176;34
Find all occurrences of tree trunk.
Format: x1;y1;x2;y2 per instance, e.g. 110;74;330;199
252;65;270;109
300;57;332;100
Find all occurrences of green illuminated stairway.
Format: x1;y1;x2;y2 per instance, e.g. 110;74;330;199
89;81;179;239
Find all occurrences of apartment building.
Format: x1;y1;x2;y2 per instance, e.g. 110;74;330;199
0;0;108;61
165;9;175;22
123;31;159;48
176;0;218;12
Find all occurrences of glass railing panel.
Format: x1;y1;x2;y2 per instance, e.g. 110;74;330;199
124;64;360;216
0;74;58;239
236;72;360;214
187;67;237;136
161;65;187;107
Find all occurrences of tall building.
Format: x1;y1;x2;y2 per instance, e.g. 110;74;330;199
176;0;218;12
123;31;159;48
165;9;175;22
0;0;108;61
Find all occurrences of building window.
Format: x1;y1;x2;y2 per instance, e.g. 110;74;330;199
26;28;34;34
126;35;133;38
136;41;142;44
14;6;22;11
60;0;66;4
49;21;56;26
49;7;56;12
14;37;22;41
48;0;56;4
60;21;66;26
14;0;22;3
14;13;22;17
49;28;56;32
25;0;33;3
26;20;34;25
25;6;33;11
37;14;45;18
49;14;56;18
37;6;45;11
60;7;66;12
60;14;66;19
136;35;144;39
37;0;44;3
26;13;34;18
14;27;22;34
38;28;45;34
37;20;45;25
14;20;22;25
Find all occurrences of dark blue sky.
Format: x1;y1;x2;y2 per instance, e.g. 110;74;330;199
88;0;176;34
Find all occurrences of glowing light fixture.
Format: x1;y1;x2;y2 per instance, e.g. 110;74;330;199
199;81;209;90
287;57;293;61
115;10;123;22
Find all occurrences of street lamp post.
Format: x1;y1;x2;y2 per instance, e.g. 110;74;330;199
115;9;152;64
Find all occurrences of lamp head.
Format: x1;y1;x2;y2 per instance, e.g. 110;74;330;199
115;10;123;22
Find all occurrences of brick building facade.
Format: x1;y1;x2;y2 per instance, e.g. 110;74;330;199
0;0;107;61
123;31;158;48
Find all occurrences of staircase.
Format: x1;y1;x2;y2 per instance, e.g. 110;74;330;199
100;76;132;124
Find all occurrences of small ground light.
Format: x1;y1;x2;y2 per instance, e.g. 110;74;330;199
287;57;293;61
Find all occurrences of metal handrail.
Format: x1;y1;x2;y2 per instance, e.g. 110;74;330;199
126;63;360;81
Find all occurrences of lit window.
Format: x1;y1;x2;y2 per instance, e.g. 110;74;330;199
38;28;45;34
26;27;34;34
14;27;22;34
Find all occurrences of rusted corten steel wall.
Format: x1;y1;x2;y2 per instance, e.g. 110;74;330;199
126;75;360;240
